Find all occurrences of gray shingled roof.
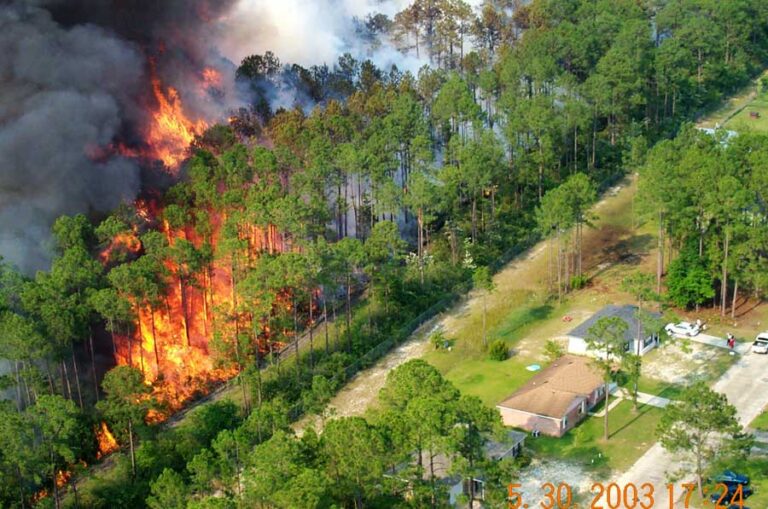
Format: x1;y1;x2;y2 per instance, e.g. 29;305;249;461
567;305;660;343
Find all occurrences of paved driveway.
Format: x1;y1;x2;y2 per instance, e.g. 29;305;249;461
670;332;751;354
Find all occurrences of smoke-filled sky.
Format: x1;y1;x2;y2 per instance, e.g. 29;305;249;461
0;2;143;273
217;0;424;70
0;0;455;273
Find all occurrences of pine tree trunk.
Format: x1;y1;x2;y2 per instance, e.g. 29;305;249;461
657;213;664;293
603;382;610;440
128;419;136;477
179;279;191;347
51;449;60;509
71;349;83;409
324;297;329;354
721;229;730;316
308;293;314;370
557;231;562;304
62;361;72;400
731;279;738;319
150;309;160;374
89;330;99;402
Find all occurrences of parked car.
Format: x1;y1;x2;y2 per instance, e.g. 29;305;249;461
665;321;701;337
752;333;768;354
712;470;750;485
709;484;753;504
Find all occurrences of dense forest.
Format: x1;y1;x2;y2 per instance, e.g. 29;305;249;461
2;0;768;507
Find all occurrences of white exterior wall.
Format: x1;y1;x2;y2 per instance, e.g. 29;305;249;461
567;335;657;357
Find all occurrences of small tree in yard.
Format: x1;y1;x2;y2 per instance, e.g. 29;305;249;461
621;353;642;410
473;266;495;348
543;339;565;362
621;272;658;355
97;366;153;477
657;382;741;498
586;316;628;441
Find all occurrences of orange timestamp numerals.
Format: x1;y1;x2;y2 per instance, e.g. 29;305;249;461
507;481;748;509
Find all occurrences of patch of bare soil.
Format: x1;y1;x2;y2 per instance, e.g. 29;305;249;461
643;341;723;384
517;459;595;506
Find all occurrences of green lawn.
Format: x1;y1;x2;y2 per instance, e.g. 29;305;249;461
750;408;768;431
528;400;664;475
424;294;562;407
698;70;768;129
634;376;685;400
723;94;768;133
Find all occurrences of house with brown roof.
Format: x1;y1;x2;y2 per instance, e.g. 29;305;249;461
496;355;604;437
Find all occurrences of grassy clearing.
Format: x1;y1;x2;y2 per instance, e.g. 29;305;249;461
697;70;768;129
634;376;685;400
750;408;768;431
725;93;768;133
424;295;561;406
528;400;663;475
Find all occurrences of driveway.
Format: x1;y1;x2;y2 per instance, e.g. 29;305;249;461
669;332;750;355
607;350;768;507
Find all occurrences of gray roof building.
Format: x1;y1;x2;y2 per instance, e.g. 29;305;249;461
566;305;662;356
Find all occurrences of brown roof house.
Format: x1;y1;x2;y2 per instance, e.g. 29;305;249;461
496;355;604;437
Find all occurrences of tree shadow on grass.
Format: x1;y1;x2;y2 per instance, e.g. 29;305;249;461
609;402;656;438
493;304;555;342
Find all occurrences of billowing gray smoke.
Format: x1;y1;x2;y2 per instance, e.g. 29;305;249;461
0;0;420;273
0;0;241;273
0;2;144;273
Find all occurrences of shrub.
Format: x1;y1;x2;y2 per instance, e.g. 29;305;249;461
488;339;508;361
570;274;590;290
430;330;448;350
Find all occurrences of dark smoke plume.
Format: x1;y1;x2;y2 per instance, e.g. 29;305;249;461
0;1;242;273
0;1;144;273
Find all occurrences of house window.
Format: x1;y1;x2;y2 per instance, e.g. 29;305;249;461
562;416;568;429
579;400;586;414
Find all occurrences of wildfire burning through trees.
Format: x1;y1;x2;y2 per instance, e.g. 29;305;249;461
101;196;288;418
144;65;209;169
95;422;119;459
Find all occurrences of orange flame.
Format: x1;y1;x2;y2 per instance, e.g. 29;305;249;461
145;69;207;169
55;470;71;488
111;207;291;418
95;421;119;459
99;231;142;263
201;67;222;88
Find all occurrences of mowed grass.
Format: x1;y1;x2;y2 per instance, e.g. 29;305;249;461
698;69;768;129
750;408;768;431
723;94;768;133
424;292;562;407
528;400;664;475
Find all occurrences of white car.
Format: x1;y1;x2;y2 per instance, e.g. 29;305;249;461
752;333;768;354
665;321;701;337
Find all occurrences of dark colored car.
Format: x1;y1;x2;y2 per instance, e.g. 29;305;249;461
709;484;753;504
728;505;749;509
712;470;750;486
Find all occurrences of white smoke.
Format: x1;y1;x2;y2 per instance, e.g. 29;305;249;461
216;0;426;72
